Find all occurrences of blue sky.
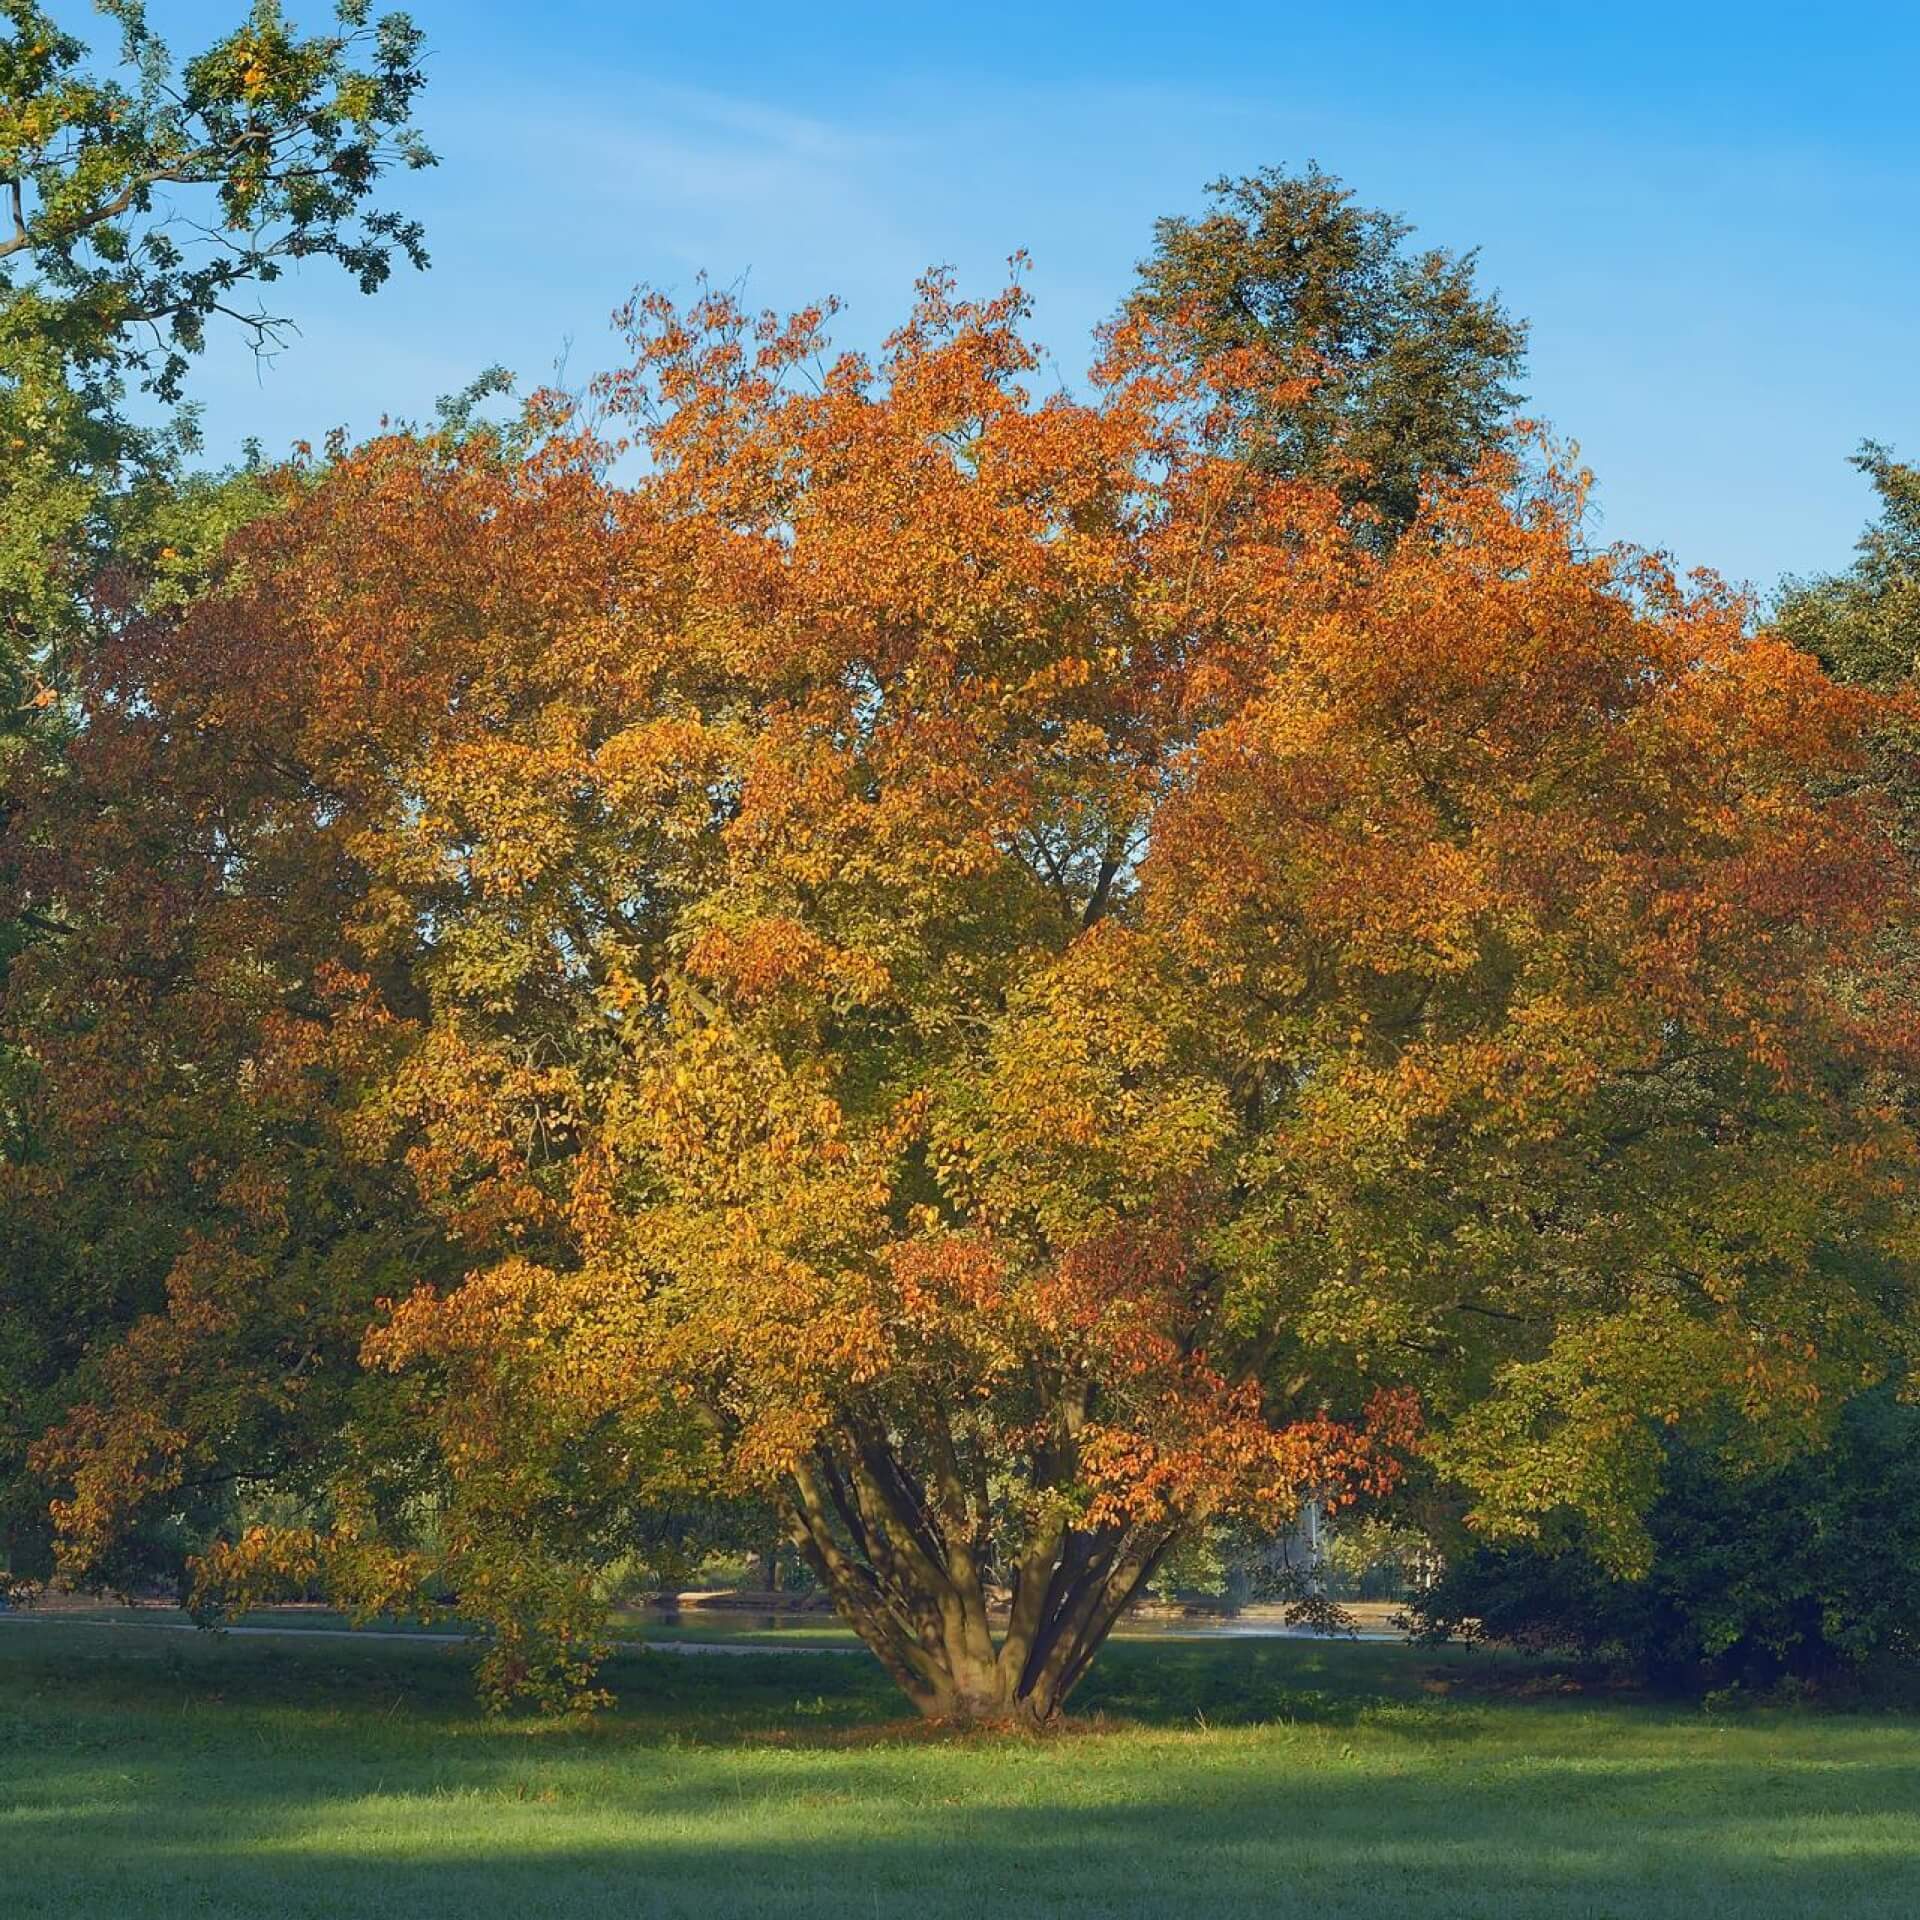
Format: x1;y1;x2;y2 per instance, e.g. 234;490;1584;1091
96;1;1920;590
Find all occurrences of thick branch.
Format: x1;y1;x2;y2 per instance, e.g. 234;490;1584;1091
1080;838;1125;929
919;1405;996;1669
0;152;219;262
995;1381;1089;1686
1054;1526;1182;1705
1015;1522;1122;1699
783;1462;943;1703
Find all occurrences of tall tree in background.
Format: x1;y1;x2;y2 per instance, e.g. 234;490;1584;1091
1776;447;1920;859
1131;162;1526;538
1777;446;1919;692
16;278;1917;1719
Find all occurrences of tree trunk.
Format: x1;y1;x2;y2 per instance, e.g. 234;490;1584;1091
781;1422;1179;1724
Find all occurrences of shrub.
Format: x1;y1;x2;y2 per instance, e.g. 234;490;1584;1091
1409;1392;1920;1691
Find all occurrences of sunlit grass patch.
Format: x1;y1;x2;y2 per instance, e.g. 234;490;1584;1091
4;1621;1918;1918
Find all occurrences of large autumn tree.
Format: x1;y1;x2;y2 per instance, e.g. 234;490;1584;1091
11;277;1919;1720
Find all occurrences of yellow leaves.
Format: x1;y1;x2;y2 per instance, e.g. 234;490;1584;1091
20;265;1920;1703
408;731;588;899
594;713;732;827
190;1525;325;1617
614;1016;866;1216
935;925;1234;1241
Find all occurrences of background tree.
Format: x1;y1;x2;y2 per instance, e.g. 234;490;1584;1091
0;0;433;1586
1410;1390;1920;1692
0;0;432;708
1130;162;1526;539
1776;445;1920;693
17;275;1918;1720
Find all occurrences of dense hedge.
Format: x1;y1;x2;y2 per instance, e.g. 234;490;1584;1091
1409;1393;1920;1691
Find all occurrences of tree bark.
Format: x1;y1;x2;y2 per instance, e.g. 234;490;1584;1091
781;1404;1179;1724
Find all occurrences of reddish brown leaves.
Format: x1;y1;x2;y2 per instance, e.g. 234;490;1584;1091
13;269;1920;1697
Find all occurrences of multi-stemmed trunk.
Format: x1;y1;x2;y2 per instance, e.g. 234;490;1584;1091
780;1409;1181;1724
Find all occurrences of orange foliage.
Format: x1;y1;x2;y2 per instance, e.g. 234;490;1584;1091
11;269;1920;1717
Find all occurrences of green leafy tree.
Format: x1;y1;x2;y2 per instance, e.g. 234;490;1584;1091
1130;162;1526;538
1410;1392;1920;1691
0;0;433;708
1777;445;1919;693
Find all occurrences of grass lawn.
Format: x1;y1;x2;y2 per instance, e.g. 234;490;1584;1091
4;1617;1918;1918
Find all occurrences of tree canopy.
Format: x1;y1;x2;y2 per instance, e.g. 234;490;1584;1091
10;272;1917;1719
1777;445;1919;693
0;0;433;1594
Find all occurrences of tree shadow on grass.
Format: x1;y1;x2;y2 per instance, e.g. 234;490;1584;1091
10;1716;1920;1920
9;1620;1920;1919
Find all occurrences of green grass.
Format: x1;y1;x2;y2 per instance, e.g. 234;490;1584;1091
4;1618;1919;1917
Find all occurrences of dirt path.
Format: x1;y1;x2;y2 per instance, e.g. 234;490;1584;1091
0;1612;859;1656
0;1605;1402;1652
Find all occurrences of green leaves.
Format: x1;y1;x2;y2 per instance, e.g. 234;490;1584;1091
0;0;434;1603
3;0;433;399
1131;162;1527;539
1777;444;1920;694
0;0;433;726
